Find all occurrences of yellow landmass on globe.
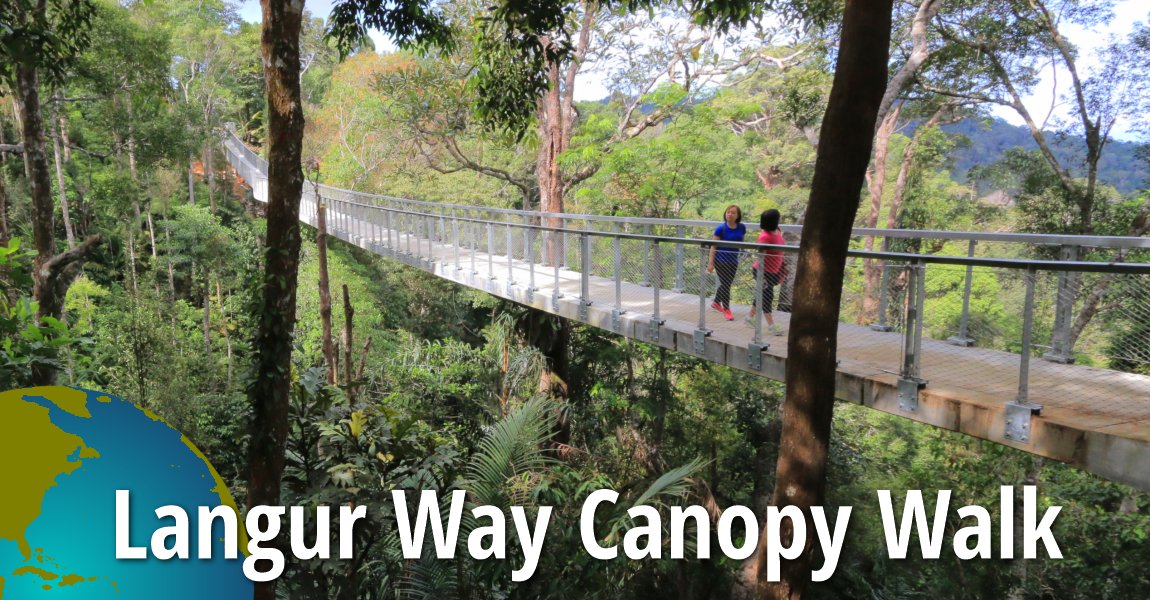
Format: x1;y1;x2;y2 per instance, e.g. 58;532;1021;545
58;573;84;586
0;387;99;560
12;565;57;580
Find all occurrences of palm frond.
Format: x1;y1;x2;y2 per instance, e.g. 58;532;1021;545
466;397;558;508
629;457;707;510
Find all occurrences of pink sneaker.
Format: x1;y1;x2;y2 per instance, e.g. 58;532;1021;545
723;308;734;321
710;301;724;314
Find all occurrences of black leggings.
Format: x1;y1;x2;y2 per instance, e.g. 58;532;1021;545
714;261;738;309
751;269;781;314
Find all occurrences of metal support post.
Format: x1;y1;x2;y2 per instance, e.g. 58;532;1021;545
562;219;571;270
1044;244;1078;363
871;259;894;332
650;241;663;343
425;214;434;269
469;213;477;275
414;214;423;264
405;211;413;258
641;223;651;287
748;259;768;370
948;239;977;346
506;215;515;295
526;225;535;302
579;233;592;320
1006;268;1043;442
898;260;928;411
673;225;686;292
552;229;562;312
386;209;393;255
612;232;625;332
487;221;495;281
694;245;711;354
452;209;461;271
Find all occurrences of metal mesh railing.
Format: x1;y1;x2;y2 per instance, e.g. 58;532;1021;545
223;130;1150;424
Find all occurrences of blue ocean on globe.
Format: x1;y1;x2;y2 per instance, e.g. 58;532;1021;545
0;386;253;599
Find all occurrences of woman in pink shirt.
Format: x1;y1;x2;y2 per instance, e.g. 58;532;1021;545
746;209;787;335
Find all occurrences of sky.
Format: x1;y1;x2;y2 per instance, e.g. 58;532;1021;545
238;0;1147;141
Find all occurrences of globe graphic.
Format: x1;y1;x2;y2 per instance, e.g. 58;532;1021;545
0;387;253;599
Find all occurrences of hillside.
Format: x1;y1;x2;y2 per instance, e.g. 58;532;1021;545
943;118;1148;195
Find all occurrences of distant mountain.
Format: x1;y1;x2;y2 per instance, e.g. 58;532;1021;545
941;118;1148;195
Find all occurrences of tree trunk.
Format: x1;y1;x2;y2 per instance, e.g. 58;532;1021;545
219;280;233;387
126;222;138;294
355;337;373;382
202;271;212;356
317;200;336;384
126;94;140;183
147;211;158;260
55;91;71;162
205;142;216;212
887;108;947;233
50;103;76;250
342;283;354;392
735;0;894;597
524;308;572;447
0;162;9;245
164;225;176;296
17;64;103;386
247;3;305;600
538;46;566;265
860;106;900;323
188;151;197;205
12;98;31;181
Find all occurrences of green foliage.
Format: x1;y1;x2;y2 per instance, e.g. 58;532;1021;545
0;0;96;85
0;240;85;388
573;108;758;218
327;0;454;59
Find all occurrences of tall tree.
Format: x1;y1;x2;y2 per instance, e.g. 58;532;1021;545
1;0;102;385
246;1;451;598
859;0;943;323
735;0;895;596
924;0;1150;353
246;1;306;598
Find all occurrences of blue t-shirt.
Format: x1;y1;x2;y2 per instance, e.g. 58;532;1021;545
712;222;746;264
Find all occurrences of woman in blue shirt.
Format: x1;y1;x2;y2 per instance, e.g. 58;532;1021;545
707;204;746;320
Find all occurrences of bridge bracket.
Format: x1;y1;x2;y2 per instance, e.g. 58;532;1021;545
693;329;711;354
611;309;626;333
947;336;975;347
551;291;563;312
897;377;926;412
1004;401;1043;443
579;300;591;321
648;318;663;343
747;343;769;371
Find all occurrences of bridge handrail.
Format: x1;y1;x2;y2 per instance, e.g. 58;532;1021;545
223;131;1150;251
361;202;1150;275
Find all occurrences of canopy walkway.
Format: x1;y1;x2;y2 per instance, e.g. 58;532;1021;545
224;132;1150;492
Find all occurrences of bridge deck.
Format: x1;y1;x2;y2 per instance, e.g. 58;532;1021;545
309;211;1149;492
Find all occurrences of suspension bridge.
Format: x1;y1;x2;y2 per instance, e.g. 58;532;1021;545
224;132;1150;492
